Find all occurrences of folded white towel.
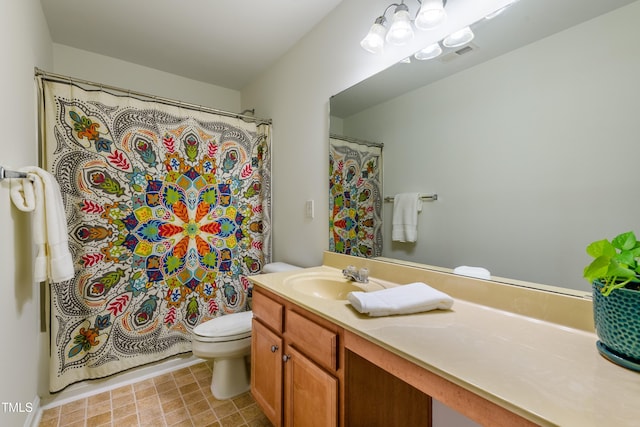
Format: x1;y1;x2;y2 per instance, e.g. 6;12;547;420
10;166;75;283
347;282;453;317
392;193;422;243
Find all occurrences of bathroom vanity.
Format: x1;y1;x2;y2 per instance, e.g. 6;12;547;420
249;252;640;427
251;287;343;426
251;283;431;427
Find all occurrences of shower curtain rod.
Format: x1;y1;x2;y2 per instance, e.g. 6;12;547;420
330;133;384;148
34;68;272;126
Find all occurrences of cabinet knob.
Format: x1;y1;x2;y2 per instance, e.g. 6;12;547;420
282;354;291;362
271;345;279;353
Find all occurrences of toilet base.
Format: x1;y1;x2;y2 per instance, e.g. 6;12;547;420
211;355;250;400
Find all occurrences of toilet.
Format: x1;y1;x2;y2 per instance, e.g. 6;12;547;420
191;262;300;399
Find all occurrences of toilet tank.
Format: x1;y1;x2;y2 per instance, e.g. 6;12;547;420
262;262;301;274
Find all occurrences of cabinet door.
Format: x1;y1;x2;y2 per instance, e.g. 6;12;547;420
252;319;283;426
284;345;338;427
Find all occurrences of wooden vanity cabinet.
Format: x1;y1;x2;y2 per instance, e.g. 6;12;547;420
252;319;283;425
251;287;342;427
284;345;338;427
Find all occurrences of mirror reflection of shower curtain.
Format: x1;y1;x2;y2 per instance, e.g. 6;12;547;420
329;135;383;257
39;76;272;392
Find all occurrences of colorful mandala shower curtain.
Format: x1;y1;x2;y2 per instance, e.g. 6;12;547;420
329;136;383;258
40;79;271;392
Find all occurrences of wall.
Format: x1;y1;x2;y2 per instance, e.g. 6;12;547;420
241;0;514;269
0;1;52;425
241;0;510;425
340;2;640;292
1;10;243;426
53;44;241;112
0;1;515;425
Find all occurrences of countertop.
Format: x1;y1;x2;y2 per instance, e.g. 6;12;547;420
249;263;640;427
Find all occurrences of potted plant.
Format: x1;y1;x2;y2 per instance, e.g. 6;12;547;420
584;231;640;370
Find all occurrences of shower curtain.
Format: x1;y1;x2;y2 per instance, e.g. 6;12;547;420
39;78;271;392
329;136;382;258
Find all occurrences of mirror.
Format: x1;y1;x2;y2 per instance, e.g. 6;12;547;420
330;0;640;293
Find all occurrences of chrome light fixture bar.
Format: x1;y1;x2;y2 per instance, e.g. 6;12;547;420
360;0;448;55
362;0;520;61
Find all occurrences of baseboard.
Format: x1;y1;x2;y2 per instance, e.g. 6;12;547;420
24;395;40;427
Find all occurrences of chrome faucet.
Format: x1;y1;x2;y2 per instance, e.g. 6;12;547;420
342;265;369;283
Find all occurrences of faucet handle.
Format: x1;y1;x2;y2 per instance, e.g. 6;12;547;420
344;265;357;274
358;267;369;282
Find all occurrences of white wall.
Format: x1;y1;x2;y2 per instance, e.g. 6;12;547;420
0;0;52;425
0;1;522;425
241;0;512;268
1;9;243;425
53;44;241;112
241;1;510;425
341;2;640;291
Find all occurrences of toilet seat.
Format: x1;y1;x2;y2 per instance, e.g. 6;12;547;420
193;311;253;343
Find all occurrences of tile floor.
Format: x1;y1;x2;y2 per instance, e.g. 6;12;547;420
38;362;272;427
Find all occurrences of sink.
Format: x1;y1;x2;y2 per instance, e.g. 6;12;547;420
283;271;386;300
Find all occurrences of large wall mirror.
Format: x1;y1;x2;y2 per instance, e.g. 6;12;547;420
329;0;640;294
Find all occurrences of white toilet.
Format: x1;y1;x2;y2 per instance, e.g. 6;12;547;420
191;262;300;399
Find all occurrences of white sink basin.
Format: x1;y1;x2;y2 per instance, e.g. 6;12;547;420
283;271;386;300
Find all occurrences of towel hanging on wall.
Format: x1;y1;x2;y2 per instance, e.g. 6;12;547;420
392;192;422;243
9;166;75;283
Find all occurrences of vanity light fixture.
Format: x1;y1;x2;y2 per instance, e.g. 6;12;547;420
386;3;415;45
442;26;475;48
415;0;447;30
414;24;474;61
362;0;510;57
414;42;442;60
360;16;388;54
360;0;448;54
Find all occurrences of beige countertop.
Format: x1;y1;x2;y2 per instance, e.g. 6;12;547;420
250;256;640;427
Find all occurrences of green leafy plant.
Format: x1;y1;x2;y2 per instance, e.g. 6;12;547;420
584;231;640;296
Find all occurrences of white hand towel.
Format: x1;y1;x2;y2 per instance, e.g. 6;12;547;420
10;166;75;283
392;193;422;242
453;266;491;280
347;282;453;317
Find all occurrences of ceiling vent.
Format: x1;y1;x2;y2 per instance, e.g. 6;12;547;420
438;43;479;63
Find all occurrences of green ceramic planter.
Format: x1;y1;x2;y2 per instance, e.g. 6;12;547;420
593;281;640;370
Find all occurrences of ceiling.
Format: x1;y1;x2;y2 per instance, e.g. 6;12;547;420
40;0;637;101
331;0;637;118
40;0;343;90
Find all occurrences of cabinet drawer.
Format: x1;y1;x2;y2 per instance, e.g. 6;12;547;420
253;289;284;333
286;310;338;371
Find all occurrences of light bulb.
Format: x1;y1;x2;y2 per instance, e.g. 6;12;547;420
414;43;442;60
443;26;474;48
360;17;387;54
415;0;447;30
385;4;414;46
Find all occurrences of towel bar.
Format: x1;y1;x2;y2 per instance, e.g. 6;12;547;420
0;166;29;181
384;194;438;202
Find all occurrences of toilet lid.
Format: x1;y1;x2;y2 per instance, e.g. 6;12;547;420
193;310;253;339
